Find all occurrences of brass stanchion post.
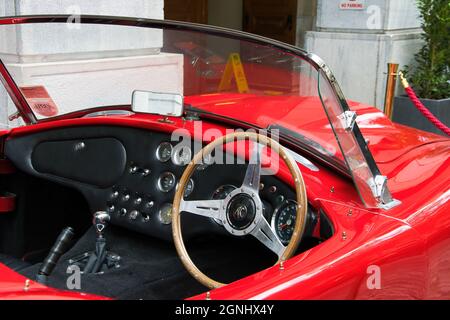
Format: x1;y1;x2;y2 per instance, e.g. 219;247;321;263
384;63;399;119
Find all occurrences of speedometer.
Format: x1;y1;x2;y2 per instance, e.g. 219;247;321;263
271;200;297;245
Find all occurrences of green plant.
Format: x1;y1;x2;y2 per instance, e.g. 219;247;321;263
403;0;450;100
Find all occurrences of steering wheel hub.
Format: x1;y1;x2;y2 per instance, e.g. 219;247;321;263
226;194;256;230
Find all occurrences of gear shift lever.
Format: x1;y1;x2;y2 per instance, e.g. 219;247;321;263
94;211;110;238
68;211;120;274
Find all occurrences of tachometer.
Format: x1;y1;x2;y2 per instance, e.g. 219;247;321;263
271;200;297;245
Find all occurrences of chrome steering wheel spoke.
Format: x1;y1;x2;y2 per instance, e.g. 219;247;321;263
179;199;224;221
251;218;285;258
241;143;262;192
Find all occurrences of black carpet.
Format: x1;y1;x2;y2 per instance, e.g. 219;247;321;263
21;226;276;300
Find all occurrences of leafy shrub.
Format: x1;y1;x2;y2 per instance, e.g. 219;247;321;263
403;0;449;99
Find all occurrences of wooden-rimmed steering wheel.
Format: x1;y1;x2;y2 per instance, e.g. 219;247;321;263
172;132;308;289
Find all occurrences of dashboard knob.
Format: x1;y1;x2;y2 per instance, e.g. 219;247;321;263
135;197;143;205
130;166;138;174
129;210;139;220
142;201;154;214
119;208;127;216
110;191;119;200
122;194;131;202
107;205;115;213
141;169;151;177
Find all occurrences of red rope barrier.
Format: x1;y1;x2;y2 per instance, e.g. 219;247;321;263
399;73;450;137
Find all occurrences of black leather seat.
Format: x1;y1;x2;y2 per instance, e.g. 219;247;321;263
0;253;31;272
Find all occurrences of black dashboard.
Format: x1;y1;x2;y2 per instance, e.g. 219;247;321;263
5;125;317;243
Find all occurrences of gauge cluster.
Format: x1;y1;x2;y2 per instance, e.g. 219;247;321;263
8;125;317;244
108;137;315;244
93;127;316;244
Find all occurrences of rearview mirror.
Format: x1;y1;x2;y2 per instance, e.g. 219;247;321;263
132;91;184;117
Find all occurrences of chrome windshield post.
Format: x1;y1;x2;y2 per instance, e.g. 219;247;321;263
310;53;400;210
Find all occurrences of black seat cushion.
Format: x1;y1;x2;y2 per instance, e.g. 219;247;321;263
0;253;31;272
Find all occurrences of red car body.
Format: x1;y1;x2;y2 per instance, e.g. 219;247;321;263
0;16;449;300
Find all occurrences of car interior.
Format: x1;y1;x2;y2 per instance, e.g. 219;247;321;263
0;124;334;299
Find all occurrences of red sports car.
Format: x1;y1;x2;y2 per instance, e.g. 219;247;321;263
0;15;448;300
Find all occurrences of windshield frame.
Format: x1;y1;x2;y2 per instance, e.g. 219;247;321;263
0;14;399;210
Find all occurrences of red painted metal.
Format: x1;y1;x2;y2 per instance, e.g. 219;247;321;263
0;16;449;301
0;192;15;213
0;102;448;299
0;265;109;300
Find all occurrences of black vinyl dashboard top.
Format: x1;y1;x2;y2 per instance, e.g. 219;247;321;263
5;125;316;242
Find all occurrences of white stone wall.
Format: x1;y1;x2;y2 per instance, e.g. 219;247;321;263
296;0;317;47
306;0;423;110
0;0;184;127
7;54;183;117
316;0;420;31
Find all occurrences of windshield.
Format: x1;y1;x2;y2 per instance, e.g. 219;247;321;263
0;16;397;209
0;20;341;158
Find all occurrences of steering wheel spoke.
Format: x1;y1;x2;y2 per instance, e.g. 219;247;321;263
252;218;285;258
242;143;262;192
179;199;224;221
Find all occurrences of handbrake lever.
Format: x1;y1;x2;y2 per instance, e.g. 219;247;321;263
36;227;75;285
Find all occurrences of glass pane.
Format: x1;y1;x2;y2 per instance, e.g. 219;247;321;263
317;70;380;208
0;84;24;128
0;22;344;166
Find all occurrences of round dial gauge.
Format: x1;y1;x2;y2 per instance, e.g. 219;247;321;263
172;144;192;166
185;179;195;197
197;152;214;171
156;142;173;162
158;203;173;225
157;172;176;193
176;179;195;198
212;185;237;200
176;178;195;198
271;200;298;245
211;185;237;225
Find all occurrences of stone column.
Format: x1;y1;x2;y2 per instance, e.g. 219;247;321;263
296;0;317;47
0;0;176;127
305;0;423;110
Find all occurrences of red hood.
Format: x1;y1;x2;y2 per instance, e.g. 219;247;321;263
185;94;448;165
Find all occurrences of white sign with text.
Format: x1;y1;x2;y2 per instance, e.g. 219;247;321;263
339;0;365;10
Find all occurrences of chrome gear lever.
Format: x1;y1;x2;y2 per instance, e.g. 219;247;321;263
93;211;110;238
68;211;120;274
